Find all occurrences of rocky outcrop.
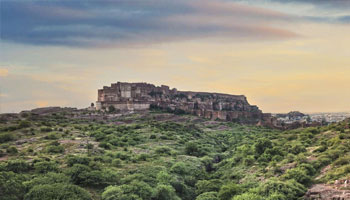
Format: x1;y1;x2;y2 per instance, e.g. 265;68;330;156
96;82;275;125
305;180;350;200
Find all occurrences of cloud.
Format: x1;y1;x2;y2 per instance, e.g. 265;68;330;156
267;0;350;8
0;0;298;47
0;68;9;77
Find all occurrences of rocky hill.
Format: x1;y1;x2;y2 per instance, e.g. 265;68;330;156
96;82;275;126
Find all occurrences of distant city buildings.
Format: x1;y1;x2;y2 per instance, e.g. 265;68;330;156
273;111;350;125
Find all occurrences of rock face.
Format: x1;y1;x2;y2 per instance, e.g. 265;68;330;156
96;82;275;125
305;181;350;200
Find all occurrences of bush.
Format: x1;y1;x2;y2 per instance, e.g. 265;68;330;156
0;132;15;143
34;161;59;173
18;120;31;129
233;193;264;200
195;179;222;195
155;146;172;155
102;180;154;200
154;184;181;200
243;156;255;166
218;183;242;200
112;159;122;167
185;142;200;156
196;192;219;200
108;105;116;113
66;156;91;166
65;164;91;185
333;155;350;166
254;139;272;155
24;172;70;190
150;134;157;139
0;171;27;200
289;143;306;155
44;132;60;140
6;159;31;173
283;168;312;185
24;183;92;200
40;127;52;132
7;146;18;155
99;142;112;149
46;145;64;154
257;178;306;199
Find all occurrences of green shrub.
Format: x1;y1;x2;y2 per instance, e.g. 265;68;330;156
283;168;311;185
185;142;200;156
155;146;172;155
67;156;91;166
195;179;222;195
6;146;18;155
0;171;27;200
243;156;255;166
46;145;64;154
24;172;70;190
289;143;306;155
0;132;15;143
44;132;60;140
257;178;306;200
254;138;272;155
150;134;157;139
99;142;112;149
333;155;350;166
24;183;92;200
112;159;122;167
218;183;242;200
34;161;59;173
154;184;181;200
18;120;31;129
40;127;52;132
233;193;264;200
102;180;154;200
195;192;219;200
6;159;31;173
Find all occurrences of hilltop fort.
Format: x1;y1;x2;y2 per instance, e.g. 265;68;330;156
96;82;275;125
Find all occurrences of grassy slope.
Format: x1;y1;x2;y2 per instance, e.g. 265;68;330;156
0;110;349;200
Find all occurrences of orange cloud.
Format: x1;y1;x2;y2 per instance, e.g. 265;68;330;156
0;68;9;77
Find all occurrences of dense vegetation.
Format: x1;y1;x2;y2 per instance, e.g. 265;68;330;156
0;110;349;200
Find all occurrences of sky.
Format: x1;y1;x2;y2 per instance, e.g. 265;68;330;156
0;0;350;113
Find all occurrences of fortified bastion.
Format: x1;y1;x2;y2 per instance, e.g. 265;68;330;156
96;82;275;125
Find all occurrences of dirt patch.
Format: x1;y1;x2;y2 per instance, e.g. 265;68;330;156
280;162;297;172
316;165;332;180
0;156;8;161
